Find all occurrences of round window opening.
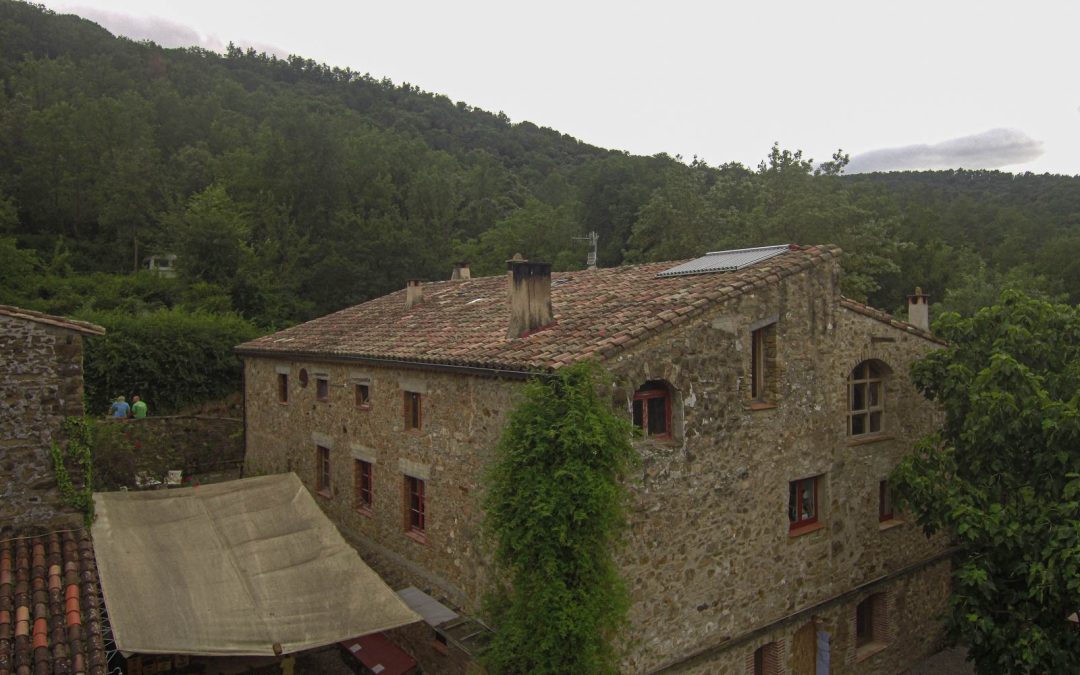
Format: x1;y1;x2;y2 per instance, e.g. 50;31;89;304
298;368;309;388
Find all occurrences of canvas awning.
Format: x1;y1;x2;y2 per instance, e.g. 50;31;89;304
91;473;421;656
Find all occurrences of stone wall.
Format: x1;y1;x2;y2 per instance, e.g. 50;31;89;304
0;315;88;530
602;257;949;672
243;358;517;609
93;416;244;489
242;257;950;674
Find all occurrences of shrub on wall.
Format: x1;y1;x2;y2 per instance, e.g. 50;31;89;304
81;308;263;415
482;361;637;674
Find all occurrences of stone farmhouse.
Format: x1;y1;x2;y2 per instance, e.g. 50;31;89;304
236;244;950;674
0;305;104;531
0;305;109;675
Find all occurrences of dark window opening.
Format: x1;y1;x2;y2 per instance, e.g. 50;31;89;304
405;475;426;534
632;381;671;438
404;391;422;430
849;361;886;436
356;383;370;407
316;377;329;401
277;373;288;403
355;460;373;511
316;445;331;496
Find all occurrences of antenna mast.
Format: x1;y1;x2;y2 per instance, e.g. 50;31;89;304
572;231;599;269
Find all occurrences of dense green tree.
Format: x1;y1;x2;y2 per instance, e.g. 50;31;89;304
483;362;637;674
892;291;1080;673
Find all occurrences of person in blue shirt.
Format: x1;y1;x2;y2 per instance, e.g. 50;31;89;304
109;395;130;418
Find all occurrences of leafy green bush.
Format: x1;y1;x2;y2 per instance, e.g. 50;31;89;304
81;307;263;414
482;362;637;674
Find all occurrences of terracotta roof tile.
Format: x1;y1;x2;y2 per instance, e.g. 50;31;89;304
0;307;105;337
237;245;844;371
0;529;107;675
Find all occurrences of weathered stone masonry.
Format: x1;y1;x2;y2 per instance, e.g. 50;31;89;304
0;308;104;531
239;247;950;674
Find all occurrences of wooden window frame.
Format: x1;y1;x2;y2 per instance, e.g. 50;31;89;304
632;382;672;439
355;383;371;409
277;373;288;404
354;459;373;514
316;376;330;402
879;479;894;522
404;391;422;431
788;476;818;530
750;324;773;402
315;445;331;497
404;475;426;540
848;361;885;437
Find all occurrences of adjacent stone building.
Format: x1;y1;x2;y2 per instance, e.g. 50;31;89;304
237;245;950;673
0;305;104;530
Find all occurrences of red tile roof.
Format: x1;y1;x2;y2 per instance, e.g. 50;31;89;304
0;529;108;675
0;307;105;337
237;245;844;372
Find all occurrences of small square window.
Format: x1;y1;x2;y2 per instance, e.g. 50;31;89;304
632;381;670;438
355;460;373;512
788;476;818;529
356;383;371;408
404;391;422;430
316;445;331;497
277;373;288;404
405;475;426;536
879;480;893;522
316;377;329;402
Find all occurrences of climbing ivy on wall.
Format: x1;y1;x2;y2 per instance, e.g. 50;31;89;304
482;361;637;674
50;417;95;524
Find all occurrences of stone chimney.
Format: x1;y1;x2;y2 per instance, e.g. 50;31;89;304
451;262;471;280
907;287;930;331
507;258;553;338
405;279;423;310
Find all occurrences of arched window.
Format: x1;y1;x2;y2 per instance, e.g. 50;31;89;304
848;360;888;437
633;381;671;439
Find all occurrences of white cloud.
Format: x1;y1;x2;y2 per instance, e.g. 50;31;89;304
847;128;1045;174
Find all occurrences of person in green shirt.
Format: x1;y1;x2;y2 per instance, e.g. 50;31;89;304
131;395;148;419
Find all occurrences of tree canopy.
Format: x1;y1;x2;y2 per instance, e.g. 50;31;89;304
892;291;1080;673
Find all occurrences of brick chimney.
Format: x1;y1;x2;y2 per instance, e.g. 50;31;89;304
405;279;423;310
451;262;471;280
907;287;930;331
507;258;553;338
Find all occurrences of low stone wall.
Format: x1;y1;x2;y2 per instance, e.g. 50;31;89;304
93;415;243;489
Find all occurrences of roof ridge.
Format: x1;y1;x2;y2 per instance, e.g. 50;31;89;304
0;305;106;336
838;297;946;345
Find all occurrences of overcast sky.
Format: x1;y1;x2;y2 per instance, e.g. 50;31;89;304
42;0;1080;176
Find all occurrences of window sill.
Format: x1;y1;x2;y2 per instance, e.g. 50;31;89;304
855;641;887;662
316;489;332;499
847;434;893;447
354;506;373;518
788;521;825;538
405;529;427;545
878;518;904;531
277;401;289;406
748;401;777;411
356;404;372;411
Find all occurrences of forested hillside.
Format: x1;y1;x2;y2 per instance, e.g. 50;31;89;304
2;1;1079;389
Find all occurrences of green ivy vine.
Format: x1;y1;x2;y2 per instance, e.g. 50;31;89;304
482;361;637;674
50;416;95;524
